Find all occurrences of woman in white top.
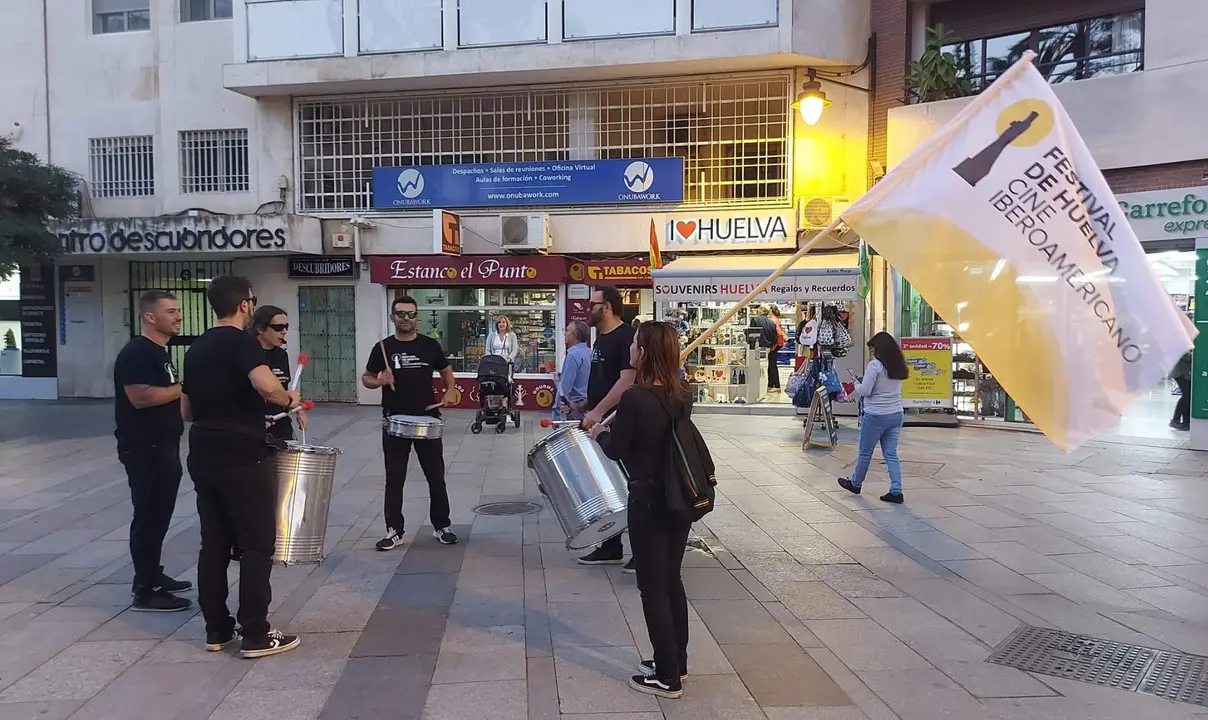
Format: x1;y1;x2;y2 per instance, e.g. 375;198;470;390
838;332;909;503
487;315;520;365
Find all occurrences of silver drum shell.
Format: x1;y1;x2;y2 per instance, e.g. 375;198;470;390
383;416;444;440
526;427;629;550
272;442;340;565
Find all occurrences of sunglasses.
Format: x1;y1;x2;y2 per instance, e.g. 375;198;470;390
245;295;258;307
394;310;418;319
268;323;289;332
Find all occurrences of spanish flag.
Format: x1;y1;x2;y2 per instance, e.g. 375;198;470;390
841;52;1196;451
648;219;664;270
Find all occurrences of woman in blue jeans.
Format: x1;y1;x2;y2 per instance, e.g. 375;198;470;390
838;332;909;503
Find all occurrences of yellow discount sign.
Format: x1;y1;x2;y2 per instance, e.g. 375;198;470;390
900;338;953;409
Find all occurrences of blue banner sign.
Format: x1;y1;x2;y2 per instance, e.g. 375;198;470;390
372;158;684;209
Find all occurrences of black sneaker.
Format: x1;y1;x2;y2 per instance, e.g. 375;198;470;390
433;527;458;545
838;478;861;495
375;528;403;551
578;548;625;566
622;558;636;575
639;660;687;682
206;627;242;652
880;492;905;504
629;674;682;699
131;571;193;596
240;629;300;659
132;590;192;613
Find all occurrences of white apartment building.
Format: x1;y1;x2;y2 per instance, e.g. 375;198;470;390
0;0;878;408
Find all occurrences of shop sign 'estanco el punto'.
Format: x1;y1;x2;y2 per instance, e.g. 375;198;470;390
53;214;322;255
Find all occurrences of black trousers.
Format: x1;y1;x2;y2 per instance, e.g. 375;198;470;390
119;440;183;592
1174;377;1192;425
383;432;451;532
628;488;691;683
767;348;781;389
189;450;277;639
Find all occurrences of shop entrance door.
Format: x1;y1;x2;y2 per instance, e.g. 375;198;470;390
298;286;357;402
128;261;229;379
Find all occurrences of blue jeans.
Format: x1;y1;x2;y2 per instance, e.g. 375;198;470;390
850;411;904;493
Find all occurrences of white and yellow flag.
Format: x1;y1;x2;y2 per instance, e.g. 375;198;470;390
841;53;1197;451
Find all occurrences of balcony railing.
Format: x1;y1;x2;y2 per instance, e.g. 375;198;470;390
243;0;779;62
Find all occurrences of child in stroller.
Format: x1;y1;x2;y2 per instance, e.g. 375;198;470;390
471;354;521;434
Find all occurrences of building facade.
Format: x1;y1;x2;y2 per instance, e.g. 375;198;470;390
870;0;1208;441
1;0;883;409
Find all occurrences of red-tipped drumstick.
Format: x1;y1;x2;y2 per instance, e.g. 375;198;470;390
267;399;314;422
288;352;309;392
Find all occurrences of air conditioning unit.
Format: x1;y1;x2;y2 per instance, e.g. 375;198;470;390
499;213;551;254
797;196;851;230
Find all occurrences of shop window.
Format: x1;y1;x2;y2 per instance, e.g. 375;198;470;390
181;0;232;22
393;288;559;374
296;73;791;211
944;9;1143;93
180;129;249;194
94;0;151;34
89;136;155;198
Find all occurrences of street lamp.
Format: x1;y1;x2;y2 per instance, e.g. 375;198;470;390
793;70;832;126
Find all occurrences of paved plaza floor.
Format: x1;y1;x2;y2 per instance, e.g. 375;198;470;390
1;401;1208;719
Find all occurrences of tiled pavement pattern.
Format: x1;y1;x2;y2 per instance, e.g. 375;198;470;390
1;401;1208;719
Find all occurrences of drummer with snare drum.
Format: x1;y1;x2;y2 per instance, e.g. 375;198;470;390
362;294;459;551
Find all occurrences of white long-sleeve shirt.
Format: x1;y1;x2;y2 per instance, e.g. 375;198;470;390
486;331;520;362
853;358;903;415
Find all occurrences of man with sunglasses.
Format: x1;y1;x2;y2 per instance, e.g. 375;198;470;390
182;275;302;659
363;295;459;551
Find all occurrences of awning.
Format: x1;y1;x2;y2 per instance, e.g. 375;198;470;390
652;253;860;302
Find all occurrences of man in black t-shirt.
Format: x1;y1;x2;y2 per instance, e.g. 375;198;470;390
362;294;459;551
182;275;302;660
114;290;192;613
578;286;637;569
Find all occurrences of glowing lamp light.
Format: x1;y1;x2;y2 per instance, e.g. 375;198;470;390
793;79;832;126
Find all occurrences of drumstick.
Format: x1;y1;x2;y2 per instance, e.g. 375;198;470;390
378;342;395;389
288;352;309;392
266;400;314;422
425;402;442;411
540;418;580;428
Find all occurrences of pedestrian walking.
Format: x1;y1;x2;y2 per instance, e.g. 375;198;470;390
589;321;693;699
837;332;908;503
182;275;302;658
114;290;192;613
1170;350;1193;431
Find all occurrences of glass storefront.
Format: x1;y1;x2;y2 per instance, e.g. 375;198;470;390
395;286;559;374
900;248;1199;436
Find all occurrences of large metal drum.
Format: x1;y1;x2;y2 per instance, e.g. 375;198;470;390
526;426;629;550
383;414;444;440
272;442;341;565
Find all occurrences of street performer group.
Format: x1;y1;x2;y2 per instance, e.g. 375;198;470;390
116;279;693;699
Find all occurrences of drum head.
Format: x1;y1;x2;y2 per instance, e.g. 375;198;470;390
388;415;441;425
566;509;628;550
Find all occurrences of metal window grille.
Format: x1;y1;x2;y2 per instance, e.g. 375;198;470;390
180;129;250;194
89;136;155;198
296;73;791;211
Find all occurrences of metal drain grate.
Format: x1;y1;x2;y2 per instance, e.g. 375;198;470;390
472;501;543;516
1140;651;1208;706
987;625;1158;691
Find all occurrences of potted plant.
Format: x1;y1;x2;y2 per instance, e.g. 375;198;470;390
907;24;973;103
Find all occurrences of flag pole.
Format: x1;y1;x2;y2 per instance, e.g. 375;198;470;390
678;217;846;362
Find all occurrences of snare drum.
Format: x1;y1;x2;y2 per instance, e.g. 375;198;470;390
383;414;444;440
